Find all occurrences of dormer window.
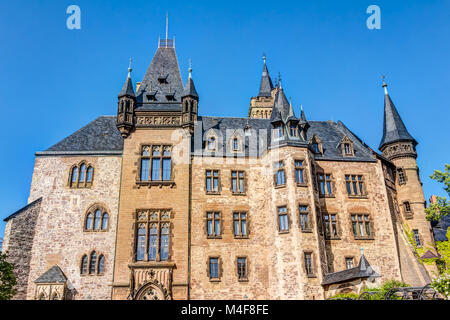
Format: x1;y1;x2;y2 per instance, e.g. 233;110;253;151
146;94;157;102
344;143;351;154
273;125;283;140
230;135;242;153
166;94;176;102
207;136;217;151
289;125;298;137
310;135;323;154
158;76;168;84
233;138;239;151
312;143;320;153
339;136;355;157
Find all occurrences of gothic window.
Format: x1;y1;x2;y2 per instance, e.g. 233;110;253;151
318;174;334;197
98;254;105;274
89;251;97;274
84;206;109;232
413;229;422;247
139;145;172;183
323;213;339;239
298;205;310;232
206;212;221;238
206;170;220;194
294;160;306;185
209;257;220;280
237;257;248;281
345;257;354;269
274;161;286;187
231;171;245;194
70;162;94;188
278;206;289;233
397;168;407;185
340;136;355;157
345;175;366;197
135;209;171;262
304;252;314;276
80;255;88;274
233;212;248;238
351;214;372;239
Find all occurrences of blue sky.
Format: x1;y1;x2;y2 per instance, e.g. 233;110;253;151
0;0;449;237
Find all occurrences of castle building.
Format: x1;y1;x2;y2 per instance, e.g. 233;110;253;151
1;31;438;300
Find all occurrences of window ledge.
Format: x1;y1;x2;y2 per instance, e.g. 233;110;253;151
301;229;313;233
353;237;375;241
83;230;109;233
278;230;290;235
297;183;308;187
238;278;249;283
275;185;286;189
136;181;176;188
207;236;222;239
325;236;341;240
234;236;249;239
232;192;247;196
209;278;221;283
206;192;221;195
348;195;369;199
128;261;176;269
319;195;335;198
306;274;317;278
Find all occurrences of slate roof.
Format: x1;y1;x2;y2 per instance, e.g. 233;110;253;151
270;88;291;123
431;215;450;242
193;116;376;162
34;265;67;284
182;76;198;98
379;91;417;150
136;47;184;109
37;116;123;156
258;62;274;97
118;72;135;98
322;255;380;285
3;197;42;222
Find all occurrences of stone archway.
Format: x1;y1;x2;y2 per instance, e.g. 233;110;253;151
134;281;171;300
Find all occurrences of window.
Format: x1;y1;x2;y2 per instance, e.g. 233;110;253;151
81;255;88;274
324;213;338;238
273;125;283;140
206;170;220;193
351;214;372;239
237;257;248;281
346;257;354;269
98;255;105;274
233;212;248;238
413;230;422;247
89;251;97;274
207;136;217;151
275;161;286;187
139;145;172;182
278;206;289;233
298;205;310;231
312;143;320;153
344;143;351;155
70;162;94;188
206;212;221;238
295;160;306;185
310;136;323;154
404;201;411;213
209;257;220;280
232;137;240;152
340;136;354;157
135;209;171;262
345;175;365;197
231;171;245;194
304;253;314;276
318;174;333;196
84;206;109;232
397;168;407;185
289;125;298;137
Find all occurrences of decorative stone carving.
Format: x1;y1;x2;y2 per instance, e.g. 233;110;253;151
136;116;181;127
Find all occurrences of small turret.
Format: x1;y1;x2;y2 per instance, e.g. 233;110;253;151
117;59;136;138
181;59;199;132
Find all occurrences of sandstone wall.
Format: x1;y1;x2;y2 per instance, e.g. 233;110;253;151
25;155;121;300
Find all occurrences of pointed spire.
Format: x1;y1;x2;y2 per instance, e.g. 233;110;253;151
270;84;290;123
300;104;307;123
257;54;274;97
182;59;198;98
118;58;135;98
285;96;298;123
379;80;417;150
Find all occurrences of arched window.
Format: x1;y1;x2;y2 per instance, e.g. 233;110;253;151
136;225;146;261
71;167;78;185
101;213;109;230
98;254;105;274
81;255;88;274
89;251;97;274
79;164;86;182
86;167;93;183
160;223;170;261
94;210;101;230
85;213;93;230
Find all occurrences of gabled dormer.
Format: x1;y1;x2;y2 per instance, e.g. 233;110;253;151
309;135;323;154
338;135;355;157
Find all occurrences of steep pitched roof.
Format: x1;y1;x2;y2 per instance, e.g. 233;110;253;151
37;116;123;156
118;68;135;98
322;255;380;285
136;47;184;109
35;265;67;284
270;89;291;123
258;61;274;97
379;88;417;150
182;77;198;98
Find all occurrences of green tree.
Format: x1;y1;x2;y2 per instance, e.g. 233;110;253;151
0;253;17;300
425;164;450;222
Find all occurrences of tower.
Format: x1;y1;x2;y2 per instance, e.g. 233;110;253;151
181;60;199;133
116;59;136;138
379;80;437;276
248;55;276;119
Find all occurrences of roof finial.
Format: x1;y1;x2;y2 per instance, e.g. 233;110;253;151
278;72;282;89
301;104;304;112
128;57;133;78
263;53;266;65
188;58;192;79
360;247;364;256
382;75;388;95
166;12;169;47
